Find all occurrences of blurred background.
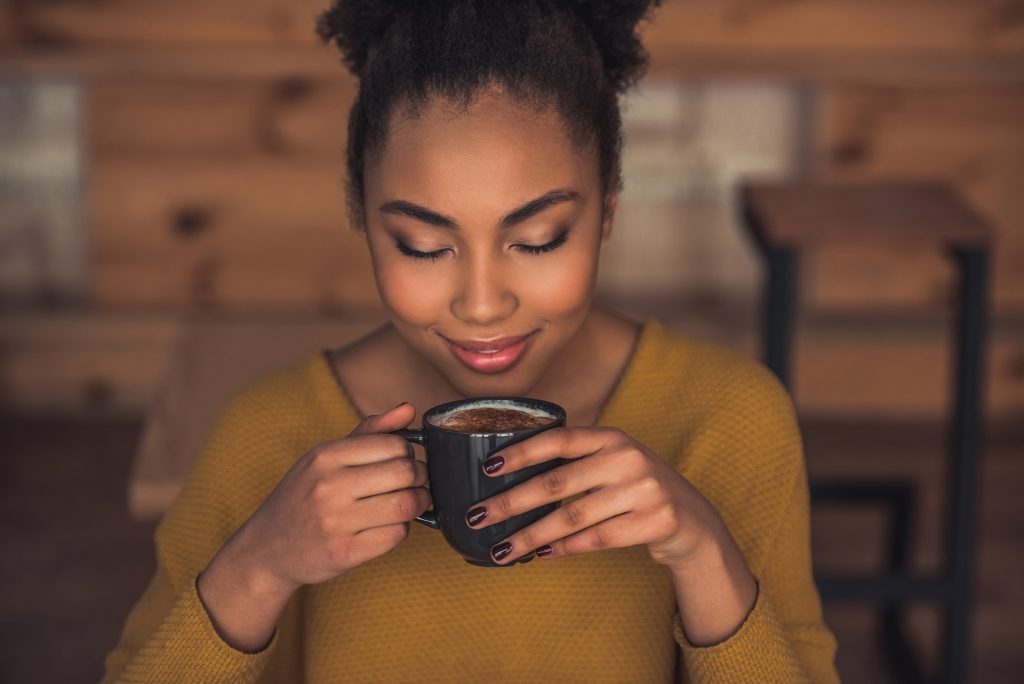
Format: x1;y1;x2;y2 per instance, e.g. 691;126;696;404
1;1;1022;682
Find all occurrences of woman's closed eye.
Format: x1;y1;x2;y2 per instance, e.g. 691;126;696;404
517;228;570;254
394;229;570;262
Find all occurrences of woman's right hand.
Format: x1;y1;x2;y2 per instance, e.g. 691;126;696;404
197;402;428;652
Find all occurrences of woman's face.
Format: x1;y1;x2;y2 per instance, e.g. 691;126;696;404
362;89;615;398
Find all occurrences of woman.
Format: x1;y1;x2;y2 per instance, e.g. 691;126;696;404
104;1;839;681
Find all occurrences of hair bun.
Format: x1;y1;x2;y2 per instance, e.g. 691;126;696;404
316;0;419;78
563;0;663;92
318;0;663;88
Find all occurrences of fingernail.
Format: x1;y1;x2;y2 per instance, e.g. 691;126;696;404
536;545;553;557
491;541;513;561
483;456;505;474
466;506;487;527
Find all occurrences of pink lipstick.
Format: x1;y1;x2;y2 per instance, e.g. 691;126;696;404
443;331;538;374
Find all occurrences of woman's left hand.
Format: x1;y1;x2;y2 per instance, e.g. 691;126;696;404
465;426;730;570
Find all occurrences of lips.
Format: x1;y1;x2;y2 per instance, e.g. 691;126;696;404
442;330;538;374
446;332;534;353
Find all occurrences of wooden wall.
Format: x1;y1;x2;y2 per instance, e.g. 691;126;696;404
811;86;1024;317
88;76;374;312
2;0;1023;417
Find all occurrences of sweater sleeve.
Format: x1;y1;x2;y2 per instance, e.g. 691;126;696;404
101;568;277;683
102;384;298;683
670;358;840;683
673;469;839;682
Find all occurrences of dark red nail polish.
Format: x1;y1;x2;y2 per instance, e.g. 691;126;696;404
483;456;505;474
492;541;513;561
466;506;487;527
536;545;553;557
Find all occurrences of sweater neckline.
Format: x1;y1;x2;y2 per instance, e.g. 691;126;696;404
311;316;665;430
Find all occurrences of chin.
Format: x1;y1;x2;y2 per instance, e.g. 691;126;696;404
448;368;539;399
434;346;551;395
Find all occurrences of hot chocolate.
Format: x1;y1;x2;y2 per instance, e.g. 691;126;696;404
435;406;555;433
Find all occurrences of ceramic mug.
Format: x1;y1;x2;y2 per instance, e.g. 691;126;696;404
392;396;568;567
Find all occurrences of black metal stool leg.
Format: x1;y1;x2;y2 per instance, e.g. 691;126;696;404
880;483;927;684
942;248;988;684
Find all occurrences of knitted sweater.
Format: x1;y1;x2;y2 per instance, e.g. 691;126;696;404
103;317;839;683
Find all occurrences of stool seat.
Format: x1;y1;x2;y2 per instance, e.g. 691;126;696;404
743;181;993;249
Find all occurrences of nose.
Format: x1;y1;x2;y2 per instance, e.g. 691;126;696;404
450;251;518;326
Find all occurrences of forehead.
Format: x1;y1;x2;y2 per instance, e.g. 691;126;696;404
367;90;597;212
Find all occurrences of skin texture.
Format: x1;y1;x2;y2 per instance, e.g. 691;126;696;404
198;87;756;654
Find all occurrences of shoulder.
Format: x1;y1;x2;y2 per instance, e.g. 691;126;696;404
203;354;335;456
648;320;794;425
163;352;350;529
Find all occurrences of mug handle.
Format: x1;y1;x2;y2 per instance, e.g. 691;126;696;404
392;428;440;530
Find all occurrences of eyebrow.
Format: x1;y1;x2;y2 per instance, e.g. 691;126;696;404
378;189;582;230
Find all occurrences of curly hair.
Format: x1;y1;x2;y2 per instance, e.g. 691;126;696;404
316;0;663;231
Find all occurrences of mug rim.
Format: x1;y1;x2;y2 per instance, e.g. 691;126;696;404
422;396;565;436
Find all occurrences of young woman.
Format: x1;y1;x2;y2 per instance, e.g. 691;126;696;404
104;1;838;681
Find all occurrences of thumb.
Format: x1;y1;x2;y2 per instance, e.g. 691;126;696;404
349;401;416;436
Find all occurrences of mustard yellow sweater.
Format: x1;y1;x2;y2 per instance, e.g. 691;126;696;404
104;318;839;683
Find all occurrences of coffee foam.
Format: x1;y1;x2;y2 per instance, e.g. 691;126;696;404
428;399;555;430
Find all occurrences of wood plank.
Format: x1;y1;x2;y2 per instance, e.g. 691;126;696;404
803;244;954;314
0;45;344;80
793;324;1024;420
91;259;382;311
89;154;378;309
90;156;352;247
644;1;1024;55
810;85;1024;315
8;0;327;47
0;312;179;414
646;50;1024;86
88;76;355;157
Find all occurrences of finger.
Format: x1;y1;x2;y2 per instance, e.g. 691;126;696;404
348;523;410;565
327;433;415;467
482;426;622;476
487;485;635;564
348;401;416;437
351;487;432;531
539;512;650;560
350;456;428;498
467;449;620;528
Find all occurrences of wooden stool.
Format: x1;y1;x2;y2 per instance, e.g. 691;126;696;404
741;181;992;684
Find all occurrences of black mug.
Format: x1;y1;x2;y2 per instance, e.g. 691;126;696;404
392;397;567;568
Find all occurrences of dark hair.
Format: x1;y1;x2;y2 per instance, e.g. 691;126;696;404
316;0;662;231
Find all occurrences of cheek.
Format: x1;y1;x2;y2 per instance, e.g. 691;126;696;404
369;245;452;325
518;243;598;317
383;267;452;325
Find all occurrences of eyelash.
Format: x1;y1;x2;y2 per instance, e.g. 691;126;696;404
394;229;570;262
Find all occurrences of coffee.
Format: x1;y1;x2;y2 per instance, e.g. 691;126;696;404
435;405;555;433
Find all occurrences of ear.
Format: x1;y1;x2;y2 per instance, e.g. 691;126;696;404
600;191;619;241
